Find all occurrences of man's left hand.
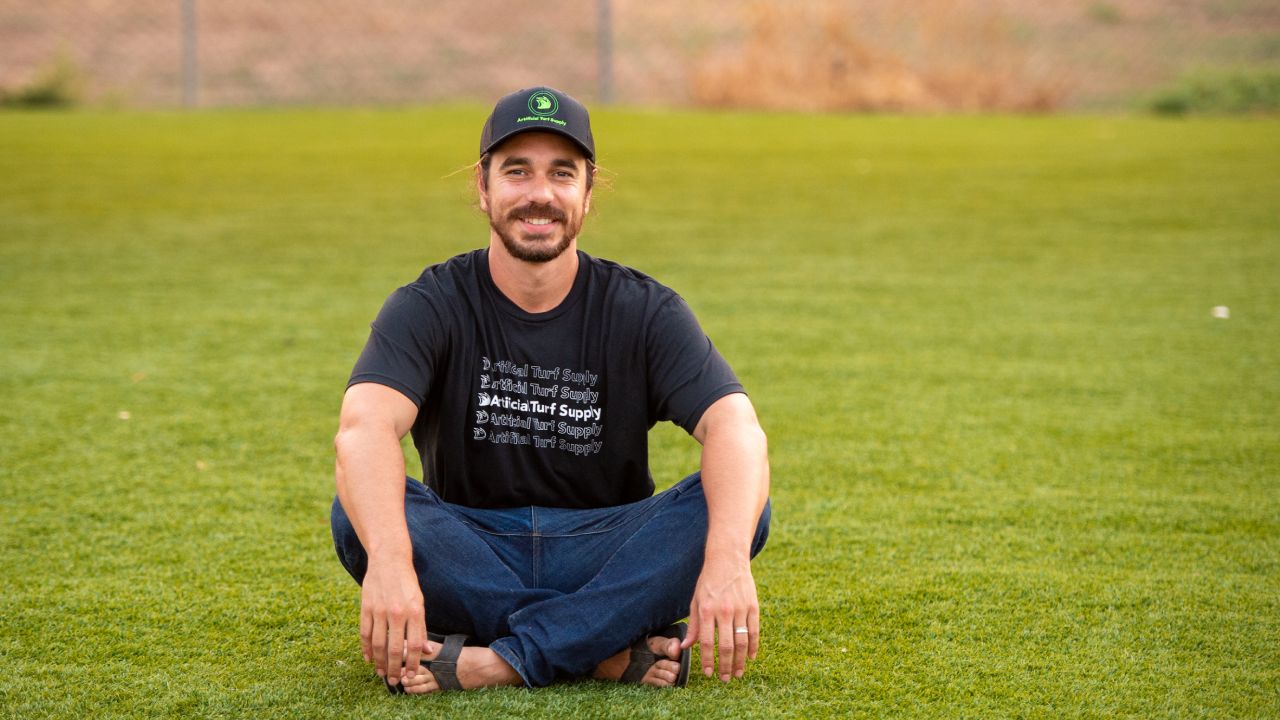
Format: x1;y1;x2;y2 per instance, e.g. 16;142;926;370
683;556;760;682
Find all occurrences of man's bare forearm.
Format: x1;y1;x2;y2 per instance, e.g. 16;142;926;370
334;422;413;562
686;392;770;680
334;384;429;686
699;405;770;562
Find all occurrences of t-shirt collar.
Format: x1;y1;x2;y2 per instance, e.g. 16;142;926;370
478;248;590;322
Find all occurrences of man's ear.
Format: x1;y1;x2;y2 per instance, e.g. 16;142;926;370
584;167;596;215
476;170;490;213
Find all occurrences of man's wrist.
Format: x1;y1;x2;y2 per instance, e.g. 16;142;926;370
702;537;751;565
365;538;414;565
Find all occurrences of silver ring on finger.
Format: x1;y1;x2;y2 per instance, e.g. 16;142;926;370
734;626;749;634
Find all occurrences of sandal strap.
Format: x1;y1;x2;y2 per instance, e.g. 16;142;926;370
619;635;659;684
424;633;467;691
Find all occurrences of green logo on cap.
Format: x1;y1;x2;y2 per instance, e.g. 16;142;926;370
528;91;559;117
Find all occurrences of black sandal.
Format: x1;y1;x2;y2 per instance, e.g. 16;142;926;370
384;632;467;695
618;622;691;688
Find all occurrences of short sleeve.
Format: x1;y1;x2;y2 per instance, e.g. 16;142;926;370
347;286;445;408
646;294;744;434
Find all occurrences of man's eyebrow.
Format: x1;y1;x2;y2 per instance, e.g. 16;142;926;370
498;156;580;172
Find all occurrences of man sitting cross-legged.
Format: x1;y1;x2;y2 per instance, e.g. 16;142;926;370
330;86;771;693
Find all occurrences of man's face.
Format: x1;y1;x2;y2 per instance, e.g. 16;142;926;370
479;131;593;264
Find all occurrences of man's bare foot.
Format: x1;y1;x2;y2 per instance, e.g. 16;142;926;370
398;645;522;694
591;635;683;688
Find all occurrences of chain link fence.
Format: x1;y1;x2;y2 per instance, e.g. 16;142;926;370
3;0;1278;111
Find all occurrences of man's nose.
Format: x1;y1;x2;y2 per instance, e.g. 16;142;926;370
525;173;555;203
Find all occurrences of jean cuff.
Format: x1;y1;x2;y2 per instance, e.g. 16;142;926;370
488;637;533;688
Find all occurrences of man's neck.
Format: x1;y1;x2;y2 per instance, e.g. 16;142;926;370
487;238;580;314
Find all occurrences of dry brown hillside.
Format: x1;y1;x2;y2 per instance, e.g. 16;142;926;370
2;0;1278;110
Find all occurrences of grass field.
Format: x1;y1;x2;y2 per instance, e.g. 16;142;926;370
1;107;1278;718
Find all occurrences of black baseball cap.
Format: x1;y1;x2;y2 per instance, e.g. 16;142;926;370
480;86;595;161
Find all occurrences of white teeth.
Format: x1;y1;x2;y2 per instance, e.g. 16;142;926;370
525;218;553;225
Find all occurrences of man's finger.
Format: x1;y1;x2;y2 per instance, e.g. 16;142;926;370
716;612;735;682
386;612;406;686
698;603;716;677
403;610;425;679
682;600;700;650
359;606;373;663
731;614;749;678
747;604;760;660
371;612;388;678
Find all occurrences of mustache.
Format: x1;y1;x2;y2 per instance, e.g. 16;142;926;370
507;204;567;223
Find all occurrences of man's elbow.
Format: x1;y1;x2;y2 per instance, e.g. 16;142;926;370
750;422;769;467
713;404;769;465
333;421;374;493
730;399;768;457
731;405;769;489
334;401;393;459
743;421;768;459
333;422;359;463
333;428;353;494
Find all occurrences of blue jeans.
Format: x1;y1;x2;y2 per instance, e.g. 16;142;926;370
330;472;771;687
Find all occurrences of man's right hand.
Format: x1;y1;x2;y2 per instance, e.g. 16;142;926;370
360;556;430;688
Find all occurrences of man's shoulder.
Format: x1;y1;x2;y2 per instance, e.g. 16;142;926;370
407;249;484;291
582;252;681;306
370;250;484;328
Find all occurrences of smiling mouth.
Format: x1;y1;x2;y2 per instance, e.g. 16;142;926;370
509;204;567;227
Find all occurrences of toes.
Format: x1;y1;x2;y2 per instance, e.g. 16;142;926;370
401;672;428;687
647;636;682;661
404;676;438;695
644;664;679;688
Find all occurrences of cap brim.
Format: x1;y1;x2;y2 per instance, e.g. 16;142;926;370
482;125;594;162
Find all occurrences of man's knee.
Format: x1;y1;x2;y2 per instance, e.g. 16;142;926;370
750;499;771;559
669;473;770;559
330;496;367;584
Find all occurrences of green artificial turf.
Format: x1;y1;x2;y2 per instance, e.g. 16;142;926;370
1;107;1277;718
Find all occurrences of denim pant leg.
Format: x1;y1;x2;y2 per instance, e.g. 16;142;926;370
488;472;771;687
330;478;562;643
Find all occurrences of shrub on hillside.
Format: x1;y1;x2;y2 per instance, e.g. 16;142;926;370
690;1;1066;113
1148;69;1280;115
0;53;83;109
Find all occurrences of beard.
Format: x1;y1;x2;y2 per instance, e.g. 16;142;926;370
490;202;581;264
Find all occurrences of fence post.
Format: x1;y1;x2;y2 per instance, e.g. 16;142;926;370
597;0;613;103
181;0;198;107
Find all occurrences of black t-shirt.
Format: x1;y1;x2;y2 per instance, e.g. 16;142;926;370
348;249;743;509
